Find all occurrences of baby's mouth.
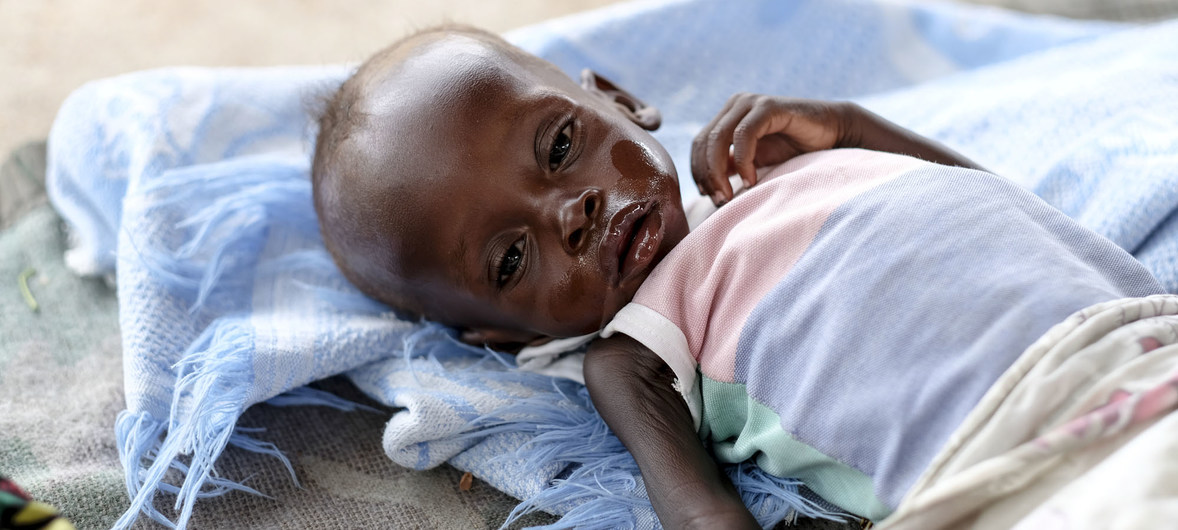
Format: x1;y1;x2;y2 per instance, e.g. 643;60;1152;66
600;200;665;287
617;212;646;268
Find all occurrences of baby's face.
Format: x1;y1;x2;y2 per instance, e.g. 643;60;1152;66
342;33;689;345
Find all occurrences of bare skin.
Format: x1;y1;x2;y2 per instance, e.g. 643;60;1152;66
315;28;982;529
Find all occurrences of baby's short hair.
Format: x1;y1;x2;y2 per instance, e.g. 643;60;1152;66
310;24;506;317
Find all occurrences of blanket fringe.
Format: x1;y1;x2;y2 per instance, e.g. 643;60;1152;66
131;157;317;313
113;323;257;529
114;321;371;529
264;384;380;412
380;328;847;528
477;384;847;529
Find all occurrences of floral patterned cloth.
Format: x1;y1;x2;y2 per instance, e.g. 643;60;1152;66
882;296;1178;529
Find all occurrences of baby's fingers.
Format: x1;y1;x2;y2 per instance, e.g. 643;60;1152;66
690;137;733;206
691;103;735;204
691;95;753;204
730;104;777;190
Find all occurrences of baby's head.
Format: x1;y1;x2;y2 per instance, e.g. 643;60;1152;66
312;26;689;348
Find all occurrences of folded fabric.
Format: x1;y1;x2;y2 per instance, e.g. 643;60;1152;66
45;0;1178;528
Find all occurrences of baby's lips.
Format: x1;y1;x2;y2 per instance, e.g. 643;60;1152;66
617;206;664;284
598;201;649;285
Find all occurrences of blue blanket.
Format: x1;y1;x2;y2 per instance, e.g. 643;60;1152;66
45;0;1178;527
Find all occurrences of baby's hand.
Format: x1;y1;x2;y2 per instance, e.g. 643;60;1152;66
692;94;985;206
691;94;853;205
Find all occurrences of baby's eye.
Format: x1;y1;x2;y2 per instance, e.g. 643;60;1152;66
496;237;526;287
548;123;573;170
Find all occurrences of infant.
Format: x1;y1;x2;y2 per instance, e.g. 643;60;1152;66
311;26;1162;528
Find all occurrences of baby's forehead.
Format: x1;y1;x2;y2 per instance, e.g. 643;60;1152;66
358;33;546;115
345;35;574;184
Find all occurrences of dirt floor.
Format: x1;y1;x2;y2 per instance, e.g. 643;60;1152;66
0;0;624;161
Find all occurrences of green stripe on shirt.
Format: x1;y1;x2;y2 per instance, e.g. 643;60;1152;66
698;375;892;521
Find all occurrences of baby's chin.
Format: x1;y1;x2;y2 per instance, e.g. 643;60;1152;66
595;264;656;331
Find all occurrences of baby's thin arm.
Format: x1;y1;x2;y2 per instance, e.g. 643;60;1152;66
583;334;760;529
841;103;985;171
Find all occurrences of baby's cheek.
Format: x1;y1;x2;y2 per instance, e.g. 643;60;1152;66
544;258;606;335
610;139;659;184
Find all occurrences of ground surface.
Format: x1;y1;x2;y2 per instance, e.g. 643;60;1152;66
0;0;625;161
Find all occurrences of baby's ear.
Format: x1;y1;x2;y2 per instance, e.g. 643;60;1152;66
458;327;550;354
581;69;661;131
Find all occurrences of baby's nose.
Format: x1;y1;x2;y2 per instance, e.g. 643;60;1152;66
560;189;600;253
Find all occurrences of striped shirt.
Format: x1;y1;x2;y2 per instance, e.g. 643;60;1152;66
602;148;1161;519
